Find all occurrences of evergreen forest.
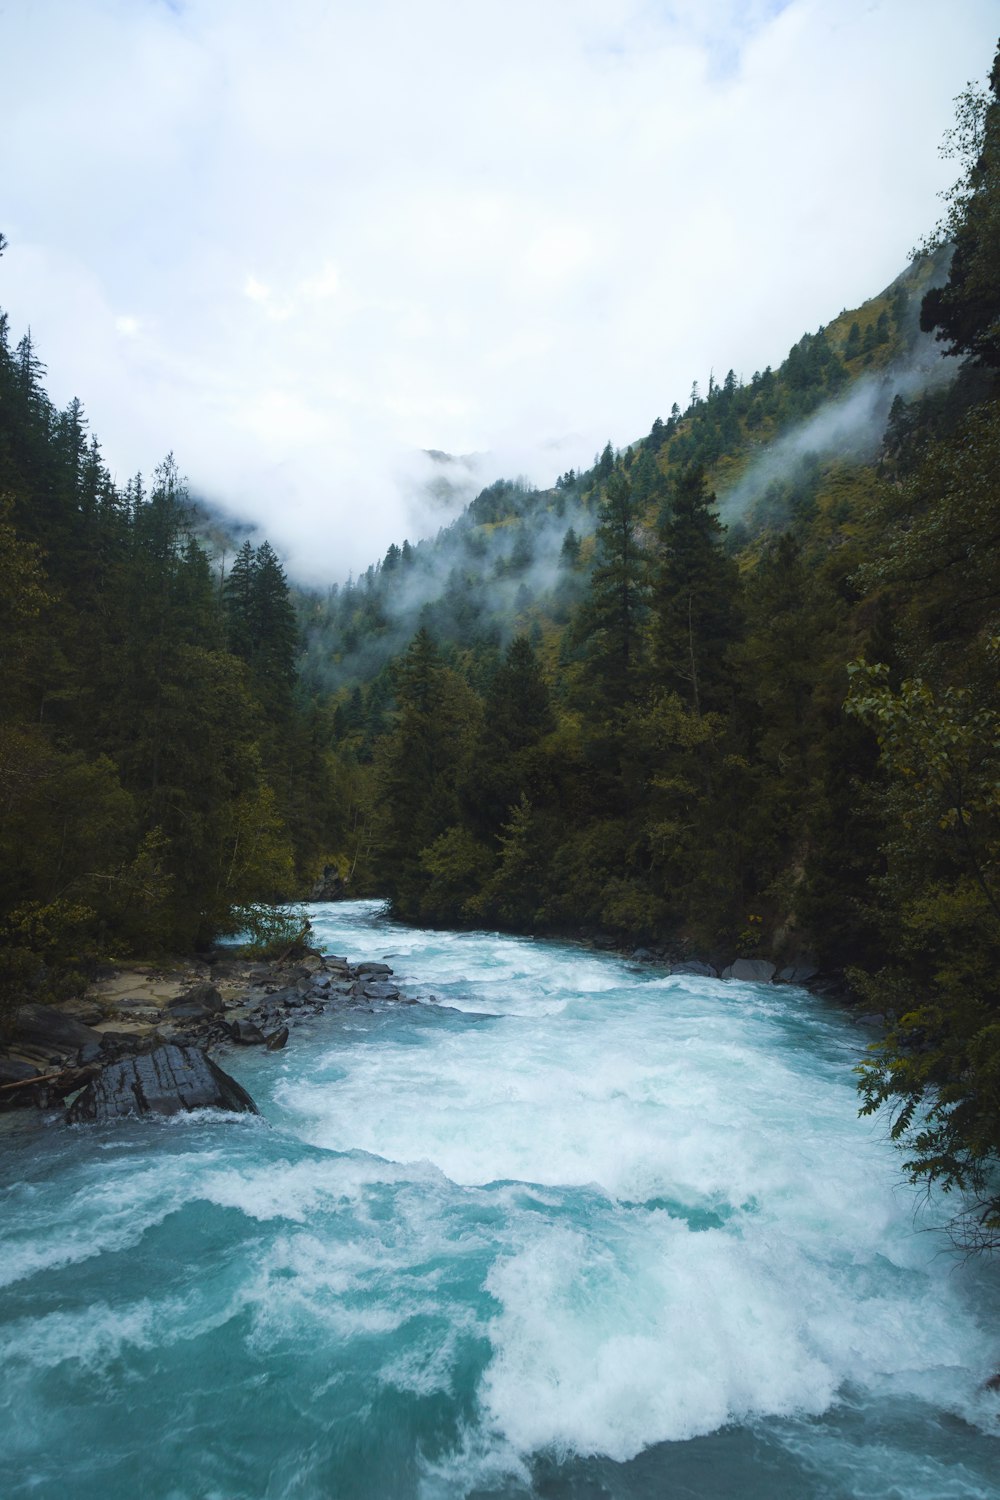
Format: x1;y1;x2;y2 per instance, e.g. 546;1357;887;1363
2;45;999;1243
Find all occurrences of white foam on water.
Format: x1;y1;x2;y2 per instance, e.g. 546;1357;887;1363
0;1154;228;1289
474;1203;998;1460
2;900;998;1497
295;904;1000;1461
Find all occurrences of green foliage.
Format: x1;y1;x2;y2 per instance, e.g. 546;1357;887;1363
419;826;495;925
574;467;649;709
652;467;741;717
846;643;1000;1244
372;628;481;918
0;313;342;984
0;899;103;1032
228;903;311;958
920;50;1000;368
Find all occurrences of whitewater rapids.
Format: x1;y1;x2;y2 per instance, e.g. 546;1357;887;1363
1;899;998;1498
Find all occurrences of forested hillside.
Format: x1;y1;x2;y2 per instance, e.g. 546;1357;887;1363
0;274;348;1007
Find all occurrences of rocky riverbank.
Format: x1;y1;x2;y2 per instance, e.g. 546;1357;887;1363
0;946;409;1115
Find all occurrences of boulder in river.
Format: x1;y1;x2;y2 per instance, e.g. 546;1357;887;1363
722;959;776;983
66;1044;258;1123
361;981;400;1000
229;1019;267;1045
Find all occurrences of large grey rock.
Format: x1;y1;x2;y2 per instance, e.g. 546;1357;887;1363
356;961;393;977
13;1004;103;1055
229;1019;266;1045
362;981;400;1000
165;983;224;1019
671;961;718;978
66;1044;258;1123
723;959;776;983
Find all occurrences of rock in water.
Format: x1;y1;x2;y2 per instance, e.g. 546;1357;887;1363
65;1044;258;1123
229;1019;267;1045
721;959;776;983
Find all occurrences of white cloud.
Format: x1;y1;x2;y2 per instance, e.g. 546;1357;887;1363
0;0;996;582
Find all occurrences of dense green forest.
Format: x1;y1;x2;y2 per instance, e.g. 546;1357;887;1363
1;44;998;1240
0;287;349;988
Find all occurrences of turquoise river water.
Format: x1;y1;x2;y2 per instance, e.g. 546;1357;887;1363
1;899;999;1498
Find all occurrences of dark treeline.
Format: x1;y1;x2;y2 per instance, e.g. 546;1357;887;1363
0;288;348;1010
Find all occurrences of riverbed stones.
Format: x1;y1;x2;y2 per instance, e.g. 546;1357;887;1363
6;944;415;1118
66;1044;258;1123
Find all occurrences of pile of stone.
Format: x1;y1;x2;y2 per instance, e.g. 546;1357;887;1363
0;949;408;1119
198;954;406;1050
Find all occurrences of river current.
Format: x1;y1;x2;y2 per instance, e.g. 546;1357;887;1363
2;899;998;1498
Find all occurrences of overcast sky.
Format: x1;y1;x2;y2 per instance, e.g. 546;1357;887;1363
2;0;996;582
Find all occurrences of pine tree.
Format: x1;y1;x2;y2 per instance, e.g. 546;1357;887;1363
373;629;479;915
576;468;649;709
651;468;741;718
224;540;256;658
921;44;1000;367
251;541;300;708
462;635;554;840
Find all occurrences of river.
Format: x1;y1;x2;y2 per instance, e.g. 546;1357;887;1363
2;899;998;1498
